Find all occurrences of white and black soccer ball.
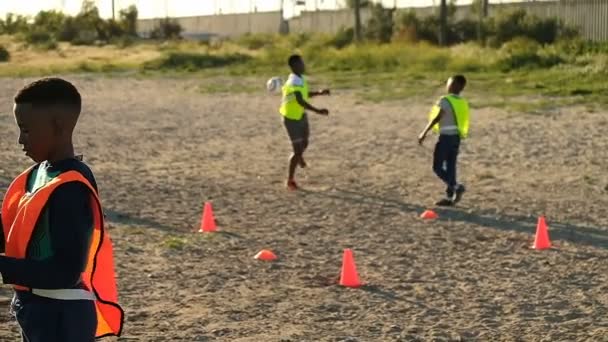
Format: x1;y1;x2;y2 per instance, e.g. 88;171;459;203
266;77;282;93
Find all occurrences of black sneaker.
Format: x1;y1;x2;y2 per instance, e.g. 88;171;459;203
453;184;466;204
435;198;454;206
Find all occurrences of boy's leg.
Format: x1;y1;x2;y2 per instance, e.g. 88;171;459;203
299;115;310;168
57;300;97;342
445;136;460;198
432;136;450;187
288;141;304;188
284;118;305;189
12;293;59;342
446;136;466;203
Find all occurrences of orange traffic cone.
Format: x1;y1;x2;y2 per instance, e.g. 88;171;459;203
339;249;362;288
254;249;278;261
421;210;438;220
198;202;217;233
532;216;551;250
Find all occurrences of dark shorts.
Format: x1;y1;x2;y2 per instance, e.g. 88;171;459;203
11;292;97;342
283;114;309;144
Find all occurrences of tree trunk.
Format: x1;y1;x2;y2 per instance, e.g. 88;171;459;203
478;0;489;42
439;0;448;46
354;0;362;42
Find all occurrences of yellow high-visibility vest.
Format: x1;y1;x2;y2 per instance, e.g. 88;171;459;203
280;74;309;121
428;94;470;139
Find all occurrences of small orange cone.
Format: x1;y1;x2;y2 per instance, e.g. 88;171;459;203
254;249;278;261
532;216;551;250
339;249;362;288
420;210;438;220
198;202;217;233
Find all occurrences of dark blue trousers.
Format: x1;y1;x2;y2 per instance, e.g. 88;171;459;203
433;134;461;197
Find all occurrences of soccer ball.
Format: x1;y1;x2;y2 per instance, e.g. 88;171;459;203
266;77;282;93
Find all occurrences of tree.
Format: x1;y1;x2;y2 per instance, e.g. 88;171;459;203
119;5;138;36
365;3;394;43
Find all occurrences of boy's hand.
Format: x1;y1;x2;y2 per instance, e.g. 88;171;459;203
317;108;329;116
418;132;427;145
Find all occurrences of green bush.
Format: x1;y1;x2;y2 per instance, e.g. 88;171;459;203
495;37;563;71
0;45;10;62
0;13;28;35
393;10;419;42
24;29;58;49
112;35;136;48
365;3;394;43
393;10;440;44
142;52;251;71
71;31;98;46
1;3;138;45
236;33;274;50
450;18;478;44
150;18;183;40
487;9;574;47
329;27;354;49
286;33;311;49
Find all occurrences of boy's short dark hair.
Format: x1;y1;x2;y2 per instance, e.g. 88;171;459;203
288;54;302;69
451;75;467;88
14;77;81;113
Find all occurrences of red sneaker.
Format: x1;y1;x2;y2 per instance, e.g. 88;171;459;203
286;180;298;191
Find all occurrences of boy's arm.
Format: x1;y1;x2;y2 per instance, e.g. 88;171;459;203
418;109;443;145
0;183;94;289
309;89;330;97
295;91;329;115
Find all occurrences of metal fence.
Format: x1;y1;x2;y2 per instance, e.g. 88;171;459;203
136;0;608;41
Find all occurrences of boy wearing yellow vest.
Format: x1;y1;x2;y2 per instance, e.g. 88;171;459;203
0;78;123;341
418;75;470;206
280;54;330;190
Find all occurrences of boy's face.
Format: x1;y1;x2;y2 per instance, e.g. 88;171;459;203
447;78;464;94
14;103;58;163
292;58;305;74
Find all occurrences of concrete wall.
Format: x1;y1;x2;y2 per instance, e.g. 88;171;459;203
288;8;372;34
137;11;283;38
137;0;608;41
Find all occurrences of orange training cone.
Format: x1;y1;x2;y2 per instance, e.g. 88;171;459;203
339;249;362;288
198;202;217;233
421;210;438;220
254;249;278;261
532;216;551;250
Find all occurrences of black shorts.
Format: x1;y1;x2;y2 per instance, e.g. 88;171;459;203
11;292;97;342
283;114;309;144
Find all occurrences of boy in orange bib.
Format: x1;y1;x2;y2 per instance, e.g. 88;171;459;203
0;78;123;341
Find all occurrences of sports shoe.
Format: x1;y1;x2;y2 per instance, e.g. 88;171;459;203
435;198;454;206
286;180;299;191
453;184;466;204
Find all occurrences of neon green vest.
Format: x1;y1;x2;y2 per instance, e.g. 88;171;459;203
280;75;309;121
428;94;470;139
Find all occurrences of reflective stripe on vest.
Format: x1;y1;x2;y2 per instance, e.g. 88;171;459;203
32;288;96;301
1;168;124;338
428;94;470;139
279;75;309;121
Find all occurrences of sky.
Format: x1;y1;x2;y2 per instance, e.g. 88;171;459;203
0;0;532;19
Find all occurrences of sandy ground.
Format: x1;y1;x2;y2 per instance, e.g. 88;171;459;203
0;75;606;342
